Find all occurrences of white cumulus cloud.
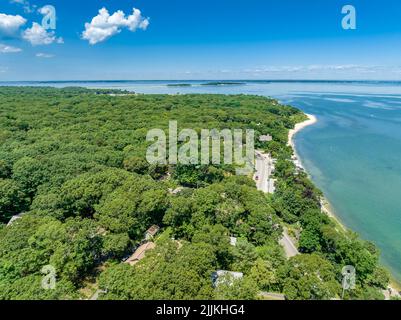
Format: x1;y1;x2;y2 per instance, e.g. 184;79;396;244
242;65;389;74
22;22;63;46
0;43;22;53
36;52;54;58
10;0;35;13
82;7;150;45
0;13;27;35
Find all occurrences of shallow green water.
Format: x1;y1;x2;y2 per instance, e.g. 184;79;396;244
290;92;401;281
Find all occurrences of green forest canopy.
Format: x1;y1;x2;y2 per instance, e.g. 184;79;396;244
0;87;389;300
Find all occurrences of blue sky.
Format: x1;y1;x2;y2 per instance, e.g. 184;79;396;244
1;0;401;80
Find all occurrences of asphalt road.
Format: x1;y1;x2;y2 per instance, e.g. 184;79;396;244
254;150;299;259
279;229;299;258
254;151;274;193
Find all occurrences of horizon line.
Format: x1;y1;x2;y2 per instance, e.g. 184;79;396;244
2;79;401;83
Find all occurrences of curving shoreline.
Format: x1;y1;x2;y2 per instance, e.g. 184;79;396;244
289;113;401;294
288;113;344;219
288;113;317;159
288;114;349;228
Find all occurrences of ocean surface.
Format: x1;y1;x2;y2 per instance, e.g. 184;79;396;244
2;80;401;281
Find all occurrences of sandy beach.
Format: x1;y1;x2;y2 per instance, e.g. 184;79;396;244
288;114;347;228
287;114;317;171
288;113;401;295
288;113;317;150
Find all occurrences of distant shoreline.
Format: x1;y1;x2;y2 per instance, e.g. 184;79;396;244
2;80;401;84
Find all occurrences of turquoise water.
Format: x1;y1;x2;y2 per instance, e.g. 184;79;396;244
287;91;401;282
3;80;401;280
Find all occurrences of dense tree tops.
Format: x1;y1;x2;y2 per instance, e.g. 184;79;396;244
0;87;388;300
